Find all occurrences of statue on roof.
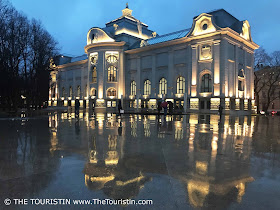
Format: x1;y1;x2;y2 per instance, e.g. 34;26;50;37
126;3;129;8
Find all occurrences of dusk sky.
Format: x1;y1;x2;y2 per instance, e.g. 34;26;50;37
9;0;280;57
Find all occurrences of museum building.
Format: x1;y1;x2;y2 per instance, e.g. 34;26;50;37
49;5;259;113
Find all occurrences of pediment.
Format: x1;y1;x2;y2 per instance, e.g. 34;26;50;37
87;28;115;45
188;14;218;37
240;20;252;41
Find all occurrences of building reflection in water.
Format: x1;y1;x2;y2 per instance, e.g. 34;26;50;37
48;112;257;208
0;116;61;200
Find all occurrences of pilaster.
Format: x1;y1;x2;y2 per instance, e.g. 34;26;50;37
168;50;174;98
213;40;221;96
191;44;198;97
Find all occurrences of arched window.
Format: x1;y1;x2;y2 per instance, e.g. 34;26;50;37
144;80;151;95
91;88;96;96
238;80;244;91
131;81;136;96
107;88;117;97
108;66;117;82
69;86;73;98
62;87;66;97
77;85;81;97
201;74;212;93
177;76;185;94
159;78;167;95
92;66;97;82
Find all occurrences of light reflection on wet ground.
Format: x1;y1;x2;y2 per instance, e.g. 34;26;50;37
0;112;280;209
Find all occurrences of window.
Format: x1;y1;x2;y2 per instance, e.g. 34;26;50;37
144;80;151;95
107;101;116;108
107;55;118;63
107;88;116;97
238;69;245;91
62;87;65;97
77;86;81;97
90;55;98;65
176;76;185;94
91;88;96;96
201;74;212;93
51;86;55;98
92;66;97;82
159;78;167;95
238;69;245;78
69;86;73;98
131;81;136;96
238;80;244;91
108;66;117;82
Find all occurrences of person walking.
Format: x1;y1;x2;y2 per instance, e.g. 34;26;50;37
118;100;122;115
161;100;168;117
75;99;80;117
157;101;162;115
169;101;173;114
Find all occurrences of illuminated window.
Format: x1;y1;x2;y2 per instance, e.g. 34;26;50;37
131;81;136;96
77;85;81;97
107;88;117;97
107;55;118;63
69;86;73;98
201;74;212;93
62;87;66;97
92;66;97;82
108;66;117;82
91;88;96;96
159;78;167;95
176;76;185;94
107;101;117;108
144;79;151;95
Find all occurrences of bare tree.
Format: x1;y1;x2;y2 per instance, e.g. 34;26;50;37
0;0;58;111
254;47;270;113
254;49;280;113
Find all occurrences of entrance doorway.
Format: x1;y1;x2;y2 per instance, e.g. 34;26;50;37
200;99;210;110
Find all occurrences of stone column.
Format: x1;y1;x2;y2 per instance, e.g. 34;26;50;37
152;54;156;98
244;49;247;100
191;44;198;97
168;50;174;98
251;53;254;100
213;40;221;96
136;56;141;109
118;50;125;99
234;45;239;98
97;51;104;99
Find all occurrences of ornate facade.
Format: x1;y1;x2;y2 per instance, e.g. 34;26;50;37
49;5;259;113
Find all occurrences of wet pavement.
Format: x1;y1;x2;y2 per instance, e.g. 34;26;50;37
0;112;280;209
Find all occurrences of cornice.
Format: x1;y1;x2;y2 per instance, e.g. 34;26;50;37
57;60;88;69
84;41;126;53
125;28;259;55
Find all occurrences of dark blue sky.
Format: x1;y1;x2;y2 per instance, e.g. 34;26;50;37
10;0;280;56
